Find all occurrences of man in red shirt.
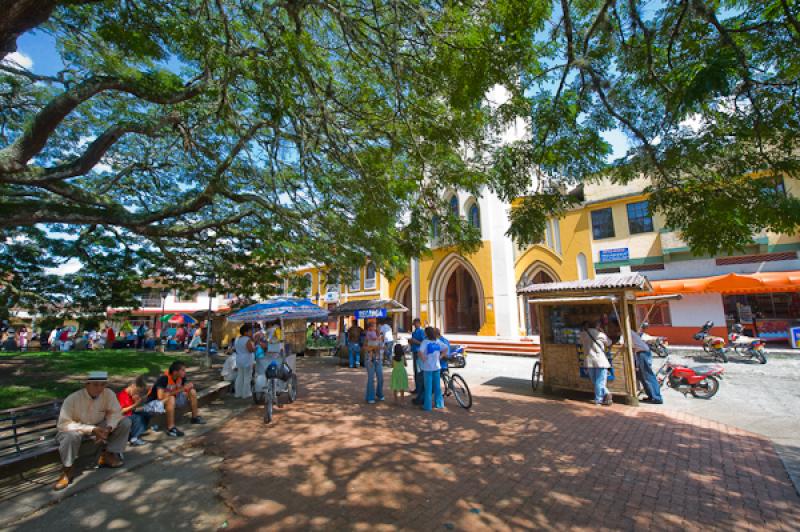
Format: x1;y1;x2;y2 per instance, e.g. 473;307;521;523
116;376;150;446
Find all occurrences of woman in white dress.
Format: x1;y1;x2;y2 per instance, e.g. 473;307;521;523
233;324;255;399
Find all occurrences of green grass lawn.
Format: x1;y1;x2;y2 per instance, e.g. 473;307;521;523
0;349;196;410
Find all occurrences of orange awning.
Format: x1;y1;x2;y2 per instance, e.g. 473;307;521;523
646;271;800;295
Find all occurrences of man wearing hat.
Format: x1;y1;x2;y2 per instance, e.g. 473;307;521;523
53;371;132;490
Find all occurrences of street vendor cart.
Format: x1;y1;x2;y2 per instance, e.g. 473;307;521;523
518;273;653;406
329;299;408;366
227;297;328;423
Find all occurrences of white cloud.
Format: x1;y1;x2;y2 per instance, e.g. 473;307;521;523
93;162;113;173
45;258;82;276
3;51;33;70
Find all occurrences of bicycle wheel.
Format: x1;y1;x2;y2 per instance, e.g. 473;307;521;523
264;380;274;423
441;372;451;397
287;374;298;403
531;361;541;391
450;373;472;409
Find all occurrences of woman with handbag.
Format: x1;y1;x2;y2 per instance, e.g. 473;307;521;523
580;320;613;406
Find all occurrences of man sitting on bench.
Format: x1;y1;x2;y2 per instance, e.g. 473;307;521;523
54;371;132;491
146;361;206;438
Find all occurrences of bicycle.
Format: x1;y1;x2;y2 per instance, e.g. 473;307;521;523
440;364;472;409
530;360;541;391
253;351;297;423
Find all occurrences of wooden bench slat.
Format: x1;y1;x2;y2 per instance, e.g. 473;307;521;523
0;416;58;434
0;425;57;446
0;443;59;468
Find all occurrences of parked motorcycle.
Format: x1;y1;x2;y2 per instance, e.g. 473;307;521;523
445;344;467;368
657;356;725;399
693;321;729;363
728;323;768;364
639;321;669;358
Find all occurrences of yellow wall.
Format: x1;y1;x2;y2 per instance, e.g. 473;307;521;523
584;193;664;263
515;209;594;283
418;241;496;335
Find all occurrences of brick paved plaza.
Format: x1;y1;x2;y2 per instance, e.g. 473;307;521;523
205;358;800;531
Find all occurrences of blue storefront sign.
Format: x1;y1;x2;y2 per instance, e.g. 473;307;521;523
355;308;387;319
599;248;629;263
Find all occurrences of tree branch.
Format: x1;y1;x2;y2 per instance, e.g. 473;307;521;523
1;113;181;184
0;74;204;173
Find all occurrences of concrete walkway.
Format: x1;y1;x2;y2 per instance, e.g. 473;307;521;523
0;393;250;531
208;358;800;531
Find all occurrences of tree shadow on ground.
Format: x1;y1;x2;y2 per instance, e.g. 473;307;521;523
204;358;800;531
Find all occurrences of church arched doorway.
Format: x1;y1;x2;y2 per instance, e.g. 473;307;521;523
518;265;559;336
444;265;481;334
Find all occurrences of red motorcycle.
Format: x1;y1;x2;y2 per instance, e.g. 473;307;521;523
656;356;724;399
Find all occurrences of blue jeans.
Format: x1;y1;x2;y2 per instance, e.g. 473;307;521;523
637;351;663;402
365;358;384;402
348;344;361;368
587;367;608;404
129;412;151;440
422;370;444;411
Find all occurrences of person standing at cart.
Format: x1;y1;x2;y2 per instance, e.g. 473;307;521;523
234;324;256;399
364;322;384;403
631;329;663;405
347;319;362;368
409;318;425;403
379;320;394;366
579;320;613;406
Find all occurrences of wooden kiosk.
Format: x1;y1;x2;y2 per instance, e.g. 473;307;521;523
518;273;653;406
329;299;408;366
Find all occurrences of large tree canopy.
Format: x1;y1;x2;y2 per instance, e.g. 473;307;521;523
499;0;800;253
2;0;800;315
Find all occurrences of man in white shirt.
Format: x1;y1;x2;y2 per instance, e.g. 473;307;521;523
54;371;132;490
630;330;663;404
379;320;394;366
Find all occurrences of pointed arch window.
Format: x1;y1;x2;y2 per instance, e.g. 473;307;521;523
577;253;589;280
449;195;459;216
431;215;440;240
469;204;480;229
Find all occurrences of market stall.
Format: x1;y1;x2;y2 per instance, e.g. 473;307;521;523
329;299;408;365
518;274;652;405
227;298;328;358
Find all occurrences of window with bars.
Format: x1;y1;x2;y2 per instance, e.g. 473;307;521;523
626;201;653;234
591;208;615;239
349;268;361;292
365;263;377;289
636;302;672;326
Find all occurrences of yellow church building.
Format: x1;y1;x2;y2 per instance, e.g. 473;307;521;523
292;174;800;347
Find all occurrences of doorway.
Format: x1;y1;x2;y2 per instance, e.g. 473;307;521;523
444;265;481;334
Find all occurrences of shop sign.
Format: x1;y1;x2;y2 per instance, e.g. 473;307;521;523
790;327;800;349
355;308;387;319
757;319;789;340
324;292;339;303
599;248;629;263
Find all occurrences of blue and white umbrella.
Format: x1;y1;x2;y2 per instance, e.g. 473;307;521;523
227;298;328;323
